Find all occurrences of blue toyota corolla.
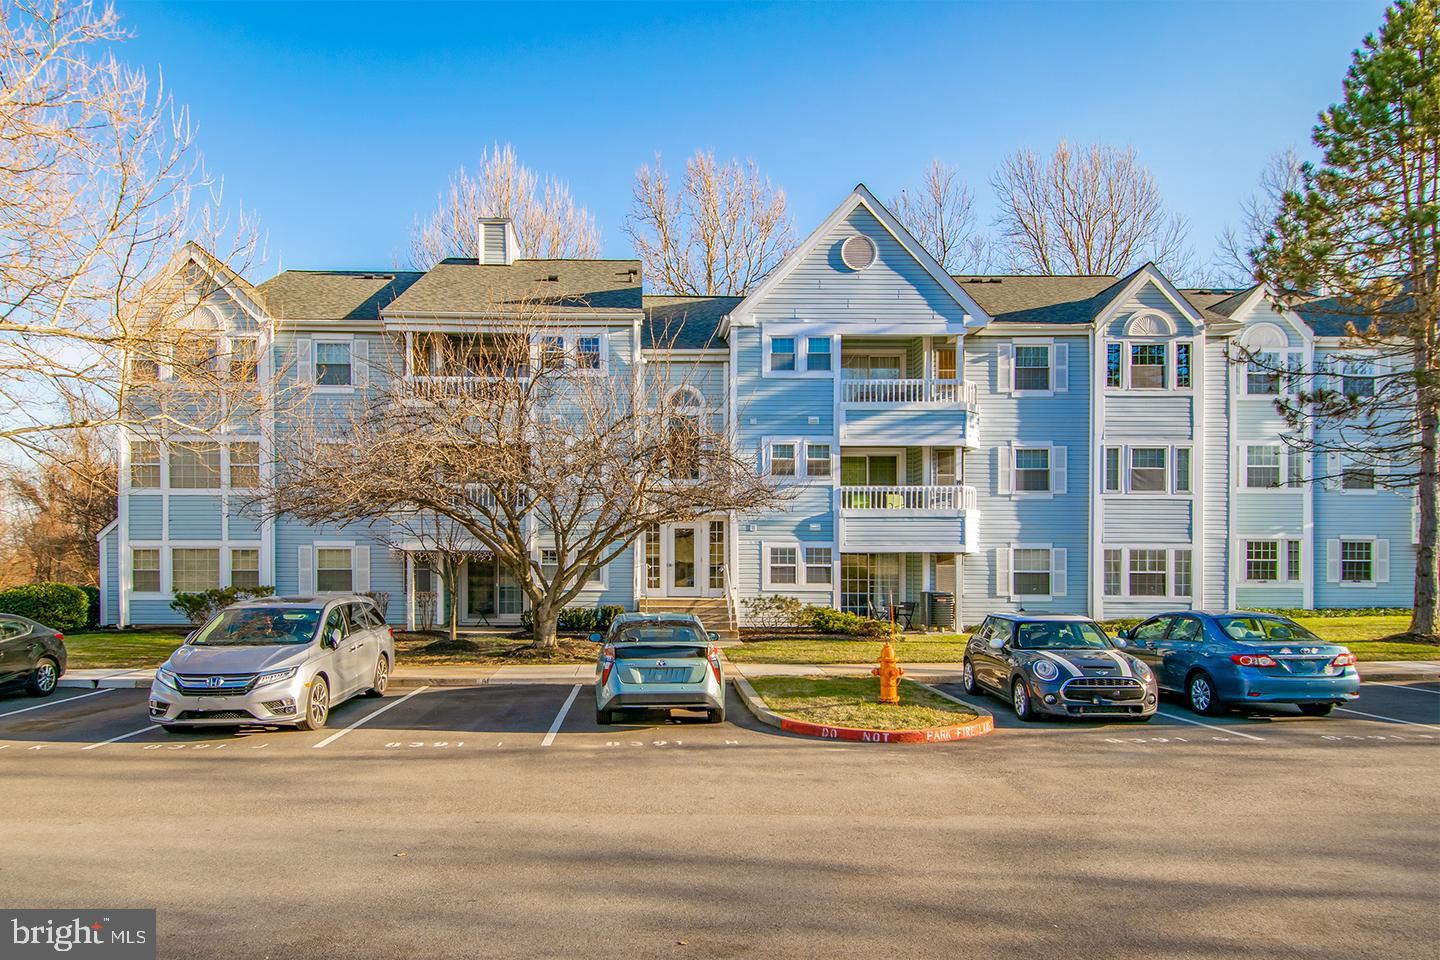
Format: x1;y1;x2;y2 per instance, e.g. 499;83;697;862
1115;611;1360;717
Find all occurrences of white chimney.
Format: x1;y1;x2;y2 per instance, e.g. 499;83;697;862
478;217;519;265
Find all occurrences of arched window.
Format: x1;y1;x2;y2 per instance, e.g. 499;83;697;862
668;385;706;410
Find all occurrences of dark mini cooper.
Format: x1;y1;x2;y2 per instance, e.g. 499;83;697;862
962;613;1158;721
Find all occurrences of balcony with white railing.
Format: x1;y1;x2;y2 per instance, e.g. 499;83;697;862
836;484;978;553
840;378;978;407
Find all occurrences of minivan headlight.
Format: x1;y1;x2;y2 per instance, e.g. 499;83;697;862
254;666;299;687
155;667;179;689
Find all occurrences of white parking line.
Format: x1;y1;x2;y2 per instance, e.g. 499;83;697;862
0;688;112;719
82;723;156;750
1336;707;1440;731
1365;681;1440;696
312;686;431;749
540;684;582;747
1156;708;1266;741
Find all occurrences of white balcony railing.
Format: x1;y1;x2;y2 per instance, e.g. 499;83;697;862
837;484;977;512
840;378;977;406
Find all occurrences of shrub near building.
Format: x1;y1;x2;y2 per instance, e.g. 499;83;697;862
0;582;90;631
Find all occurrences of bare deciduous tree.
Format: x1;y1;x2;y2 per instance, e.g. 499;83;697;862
892;159;995;274
266;304;787;649
0;0;260;462
408;143;601;269
1215;149;1305;285
992;140;1196;280
0;422;116;586
625;151;794;295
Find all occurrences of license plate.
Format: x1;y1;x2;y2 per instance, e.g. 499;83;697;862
643;668;689;683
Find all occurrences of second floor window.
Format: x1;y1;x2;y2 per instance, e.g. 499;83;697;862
1247;352;1281;395
1106;343;1123;387
1014;447;1050;492
1014;344;1050;392
1246;445;1283;489
1342;457;1376;491
771;337;797;372
170;442;221;489
228;338;259;382
230;442;260;488
1342;360;1375;398
1130;344;1167;389
131;441;161;488
770;443;797;476
806;337;831;371
316;341;353;386
1130;447;1167;493
576;336;603;370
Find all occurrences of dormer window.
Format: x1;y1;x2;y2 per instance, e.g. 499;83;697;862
1130;344;1167;390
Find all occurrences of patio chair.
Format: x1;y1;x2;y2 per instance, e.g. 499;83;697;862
890;601;917;631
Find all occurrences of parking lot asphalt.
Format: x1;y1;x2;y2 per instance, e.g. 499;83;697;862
1;679;1436;959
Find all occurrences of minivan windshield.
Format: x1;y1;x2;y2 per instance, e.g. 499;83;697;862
1014;621;1113;650
1216;616;1323;644
191;607;321;646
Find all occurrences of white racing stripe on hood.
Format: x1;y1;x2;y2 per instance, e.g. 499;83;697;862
1033;650;1083;677
1103;650;1134;677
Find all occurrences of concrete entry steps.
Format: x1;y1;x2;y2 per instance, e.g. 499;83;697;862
637;596;738;639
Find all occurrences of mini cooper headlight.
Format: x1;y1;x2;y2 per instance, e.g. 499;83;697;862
1031;659;1059;681
154;667;180;689
254;666;298;687
1130;659;1153;680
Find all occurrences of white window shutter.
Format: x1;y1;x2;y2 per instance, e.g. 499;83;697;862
1326;540;1340;583
997;343;1013;394
298;545;315;594
1052;445;1067;495
1053;343;1069;392
297;338;314;384
355;545;371;592
1375;540;1390;583
1325;453;1340;491
353;338;369;387
997;445;1013;495
996;547;1013;599
1051;548;1067;597
1232;351;1244;396
1235;444;1245;489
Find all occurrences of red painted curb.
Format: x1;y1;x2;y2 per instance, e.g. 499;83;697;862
776;714;995;743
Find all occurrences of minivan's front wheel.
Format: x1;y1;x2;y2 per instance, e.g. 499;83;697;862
366;655;389;697
25;656;59;697
297;676;330;731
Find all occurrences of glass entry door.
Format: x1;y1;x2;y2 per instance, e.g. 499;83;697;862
668;523;703;597
466;558;496;621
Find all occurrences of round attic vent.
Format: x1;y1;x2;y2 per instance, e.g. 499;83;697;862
840;235;877;271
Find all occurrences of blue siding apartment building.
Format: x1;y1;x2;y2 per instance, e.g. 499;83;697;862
97;187;1420;630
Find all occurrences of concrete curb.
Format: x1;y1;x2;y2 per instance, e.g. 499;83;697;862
732;673;995;743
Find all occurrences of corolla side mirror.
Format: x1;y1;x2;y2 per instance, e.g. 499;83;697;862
708;631;719;643
588;632;604;643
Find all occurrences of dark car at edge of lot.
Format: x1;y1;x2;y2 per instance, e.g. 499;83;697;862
962;613;1159;721
0;613;67;698
1115;610;1360;717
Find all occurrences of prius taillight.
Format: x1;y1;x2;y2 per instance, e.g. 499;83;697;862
601;644;616;685
707;645;723;683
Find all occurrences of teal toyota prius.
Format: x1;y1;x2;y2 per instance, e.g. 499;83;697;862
1115;611;1360;717
590;614;725;725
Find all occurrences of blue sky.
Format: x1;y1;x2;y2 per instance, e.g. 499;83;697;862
114;1;1388;281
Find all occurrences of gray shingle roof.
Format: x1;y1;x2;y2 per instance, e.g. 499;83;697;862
642;295;738;350
256;270;424;322
1292;296;1389;337
384;259;643;315
954;274;1126;325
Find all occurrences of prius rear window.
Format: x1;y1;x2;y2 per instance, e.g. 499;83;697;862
612;644;707;659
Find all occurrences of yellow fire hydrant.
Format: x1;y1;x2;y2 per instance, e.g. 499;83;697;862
872;640;904;705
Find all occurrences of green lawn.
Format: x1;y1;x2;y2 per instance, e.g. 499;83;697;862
62;629;190;669
748;675;978;730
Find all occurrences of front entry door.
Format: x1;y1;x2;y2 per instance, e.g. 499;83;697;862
668;523;703;597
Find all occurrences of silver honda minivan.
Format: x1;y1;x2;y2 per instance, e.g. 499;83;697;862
149;595;395;731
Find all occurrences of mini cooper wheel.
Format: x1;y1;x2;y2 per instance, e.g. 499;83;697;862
25;656;59;697
961;659;980;696
366;655;389;697
1011;678;1037;722
1187;671;1223;716
296;675;330;731
1297;702;1336;717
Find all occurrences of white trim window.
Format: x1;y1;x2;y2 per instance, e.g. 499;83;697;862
769;336;797;373
130;440;161;489
1128;548;1168;597
997;544;1067;599
229;441;260;489
131;547;162;594
575;334;605;372
1103;549;1123;596
1129;343;1167;390
1327;538;1389;586
314;340;354;387
1341;358;1375;398
1245;445;1283;489
1103;447;1122;494
316;546;356;593
1000;443;1066;497
766;439;831;479
1129;447;1168;494
230;548;261;589
1175;342;1193;389
763;542;831;590
1105;343;1123;388
1242;538;1303;584
1246;351;1281;395
169;441;221;490
805;336;832;372
765;333;835;377
1174;447;1192;494
999;339;1067;394
1340;455;1377;493
172;547;221;594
